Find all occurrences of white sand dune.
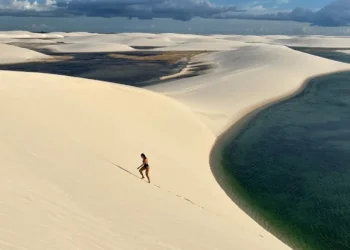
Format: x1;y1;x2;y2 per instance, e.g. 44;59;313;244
55;34;119;44
8;38;58;44
0;38;14;43
44;33;176;52
49;31;96;37
211;35;350;48
41;33;249;52
43;42;135;53
56;33;169;46
0;30;63;39
156;33;216;44
266;36;350;48
337;50;350;55
39;32;250;52
118;32;159;37
1;32;350;250
0;70;291;250
159;33;206;39
3;32;350;53
151;40;248;51
211;35;271;44
110;36;177;47
148;44;350;135
0;43;51;64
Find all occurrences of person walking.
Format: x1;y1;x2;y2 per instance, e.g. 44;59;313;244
137;153;150;183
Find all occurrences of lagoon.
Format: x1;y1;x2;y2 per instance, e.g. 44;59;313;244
220;51;350;250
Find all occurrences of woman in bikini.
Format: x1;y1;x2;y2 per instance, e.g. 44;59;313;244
137;153;150;183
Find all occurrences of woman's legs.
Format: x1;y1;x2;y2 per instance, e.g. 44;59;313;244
145;167;150;183
139;167;145;179
139;166;150;183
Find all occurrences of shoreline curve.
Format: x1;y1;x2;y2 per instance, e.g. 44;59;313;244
208;69;350;249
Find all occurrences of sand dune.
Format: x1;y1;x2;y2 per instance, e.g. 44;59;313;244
151;39;248;51
42;33;178;51
1;32;350;250
269;36;350;48
211;34;271;44
3;32;350;52
337;50;350;55
40;33;249;52
49;31;96;37
211;35;350;48
2;38;59;45
148;44;350;135
43;42;135;53
0;38;14;43
0;30;63;39
0;70;291;250
55;34;123;44
0;43;51;64
55;33;173;46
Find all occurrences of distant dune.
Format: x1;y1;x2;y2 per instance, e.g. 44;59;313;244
5;31;350;53
0;43;51;64
43;42;135;53
337;50;350;55
148;44;350;135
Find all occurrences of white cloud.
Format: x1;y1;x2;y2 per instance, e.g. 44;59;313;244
0;0;56;10
276;0;289;4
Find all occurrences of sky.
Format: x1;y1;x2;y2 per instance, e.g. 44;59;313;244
0;0;349;34
214;0;332;10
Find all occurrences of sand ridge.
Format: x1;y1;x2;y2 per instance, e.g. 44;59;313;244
43;42;135;53
12;32;350;50
0;43;51;64
148;44;350;135
0;69;292;250
4;31;350;53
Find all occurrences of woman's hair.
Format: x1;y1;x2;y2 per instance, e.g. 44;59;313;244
141;153;146;158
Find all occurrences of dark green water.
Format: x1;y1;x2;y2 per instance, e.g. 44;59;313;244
0;48;210;87
0;51;183;86
221;52;350;250
292;47;350;64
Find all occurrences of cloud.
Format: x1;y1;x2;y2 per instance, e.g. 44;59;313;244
0;0;56;10
0;0;348;27
284;0;350;27
276;0;289;4
313;0;350;26
215;0;350;27
64;0;244;21
0;0;244;21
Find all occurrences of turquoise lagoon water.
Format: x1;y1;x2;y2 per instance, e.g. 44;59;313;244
220;51;350;250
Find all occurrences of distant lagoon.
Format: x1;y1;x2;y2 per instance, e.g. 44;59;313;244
0;51;187;87
0;44;211;87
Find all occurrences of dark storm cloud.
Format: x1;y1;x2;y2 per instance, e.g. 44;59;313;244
0;0;348;27
313;0;350;26
215;0;350;27
50;0;243;21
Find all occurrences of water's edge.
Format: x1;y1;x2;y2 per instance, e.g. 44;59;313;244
209;70;350;250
